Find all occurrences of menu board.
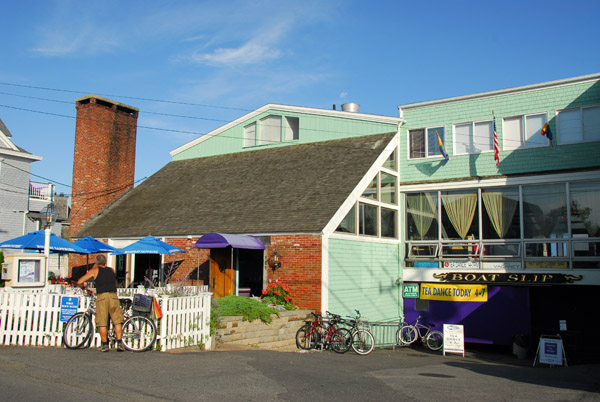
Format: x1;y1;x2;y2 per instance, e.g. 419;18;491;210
443;324;465;357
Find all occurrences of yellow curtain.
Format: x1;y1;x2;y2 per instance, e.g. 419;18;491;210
482;192;518;238
407;193;436;240
441;193;477;239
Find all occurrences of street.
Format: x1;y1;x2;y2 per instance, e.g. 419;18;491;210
0;345;598;401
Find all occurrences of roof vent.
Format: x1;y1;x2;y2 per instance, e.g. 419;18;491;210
341;103;360;113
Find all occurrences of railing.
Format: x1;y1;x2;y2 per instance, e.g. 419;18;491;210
29;182;53;201
0;287;212;351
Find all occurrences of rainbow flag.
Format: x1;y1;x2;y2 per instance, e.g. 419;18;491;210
541;122;553;141
153;297;163;320
437;131;449;161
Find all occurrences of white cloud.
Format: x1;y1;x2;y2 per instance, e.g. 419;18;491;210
340;92;348;99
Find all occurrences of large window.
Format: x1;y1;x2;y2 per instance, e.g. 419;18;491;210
558;106;600;144
454;121;493;154
335;147;399;239
243;115;300;147
503;114;548;150
404;179;600;269
409;127;445;159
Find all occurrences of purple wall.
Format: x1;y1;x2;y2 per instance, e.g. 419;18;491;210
404;286;531;345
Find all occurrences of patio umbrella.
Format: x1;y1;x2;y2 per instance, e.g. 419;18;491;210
0;230;88;254
72;235;117;271
112;235;185;286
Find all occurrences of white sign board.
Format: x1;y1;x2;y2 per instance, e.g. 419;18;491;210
443;324;464;357
535;335;566;366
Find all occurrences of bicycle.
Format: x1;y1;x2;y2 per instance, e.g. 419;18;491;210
343;310;375;355
63;289;158;352
296;312;352;353
396;316;443;351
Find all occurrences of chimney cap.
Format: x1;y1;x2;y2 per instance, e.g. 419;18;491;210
76;94;139;113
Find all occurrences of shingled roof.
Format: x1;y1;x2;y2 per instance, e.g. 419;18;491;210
76;132;396;238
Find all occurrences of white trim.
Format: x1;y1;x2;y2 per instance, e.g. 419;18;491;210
398;73;600;110
400;169;600;192
170;103;401;157
322;132;400;235
0;147;43;161
321;234;329;313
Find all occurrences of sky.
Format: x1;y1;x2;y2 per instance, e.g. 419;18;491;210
0;0;598;197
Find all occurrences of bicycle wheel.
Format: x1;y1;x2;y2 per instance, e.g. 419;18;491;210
296;324;318;350
397;324;418;346
351;329;375;355
330;327;352;354
63;313;92;349
425;330;443;351
122;316;157;352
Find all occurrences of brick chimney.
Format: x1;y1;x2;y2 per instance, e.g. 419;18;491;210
70;95;139;237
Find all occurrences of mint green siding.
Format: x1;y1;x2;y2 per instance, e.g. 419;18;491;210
400;79;600;183
173;108;398;160
328;238;401;321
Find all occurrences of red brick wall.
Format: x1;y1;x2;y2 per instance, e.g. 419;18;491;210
265;234;322;313
70;97;138;237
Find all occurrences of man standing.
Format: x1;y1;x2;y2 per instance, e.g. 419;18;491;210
77;254;125;352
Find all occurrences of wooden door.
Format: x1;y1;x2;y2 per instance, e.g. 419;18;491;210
210;248;234;298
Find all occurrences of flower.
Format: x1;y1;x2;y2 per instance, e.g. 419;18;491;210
260;281;294;307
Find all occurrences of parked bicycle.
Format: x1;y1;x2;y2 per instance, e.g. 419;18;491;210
296;312;352;353
342;310;375;355
63;288;157;352
396;316;443;351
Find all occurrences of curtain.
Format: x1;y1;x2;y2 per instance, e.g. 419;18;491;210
407;193;436;240
482;192;518;238
441;193;477;239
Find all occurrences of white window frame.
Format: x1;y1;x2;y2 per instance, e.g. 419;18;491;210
503;113;549;150
408;126;445;160
243;122;257;147
558;105;600;145
453;120;494;155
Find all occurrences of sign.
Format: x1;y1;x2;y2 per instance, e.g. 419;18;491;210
443;324;464;357
559;320;567;331
402;283;419;298
442;261;479;269
481;262;521;270
433;272;582;284
534;335;566;366
60;296;79;322
420;283;488;302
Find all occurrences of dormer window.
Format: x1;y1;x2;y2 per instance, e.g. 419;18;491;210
244;115;299;147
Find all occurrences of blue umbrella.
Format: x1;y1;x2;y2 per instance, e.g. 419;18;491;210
72;236;117;253
112;235;184;255
72;236;117;271
0;230;88;254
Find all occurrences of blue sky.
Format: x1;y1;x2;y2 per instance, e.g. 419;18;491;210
1;0;598;196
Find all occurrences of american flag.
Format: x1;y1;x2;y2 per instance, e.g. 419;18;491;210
493;114;499;166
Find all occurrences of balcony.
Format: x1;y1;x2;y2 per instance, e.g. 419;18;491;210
29;182;53;201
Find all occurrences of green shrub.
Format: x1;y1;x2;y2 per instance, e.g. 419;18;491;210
213;296;278;323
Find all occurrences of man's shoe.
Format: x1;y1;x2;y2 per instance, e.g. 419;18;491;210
100;343;109;352
116;341;125;352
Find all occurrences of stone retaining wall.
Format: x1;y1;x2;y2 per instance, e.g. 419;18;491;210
215;309;312;351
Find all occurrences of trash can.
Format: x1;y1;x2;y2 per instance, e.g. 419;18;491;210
512;334;529;359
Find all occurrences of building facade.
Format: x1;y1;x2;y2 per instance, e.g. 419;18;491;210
398;73;600;361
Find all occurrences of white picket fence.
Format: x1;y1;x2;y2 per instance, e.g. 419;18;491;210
0;287;212;352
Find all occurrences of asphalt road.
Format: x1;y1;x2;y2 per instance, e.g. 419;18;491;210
0;345;598;402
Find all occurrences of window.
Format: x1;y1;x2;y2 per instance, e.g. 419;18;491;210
244;123;257;147
481;187;520;239
384;148;397;171
335;204;356;234
454;121;493;154
359;203;378;236
406;192;438;240
409;127;445;159
503;114;548;150
361;175;378;200
243;115;300;147
380;172;396;204
260;115;281;145
522;183;566;238
381;207;397;238
441;190;479;240
558;106;600;144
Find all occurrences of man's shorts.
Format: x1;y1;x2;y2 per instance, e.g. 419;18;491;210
95;292;125;327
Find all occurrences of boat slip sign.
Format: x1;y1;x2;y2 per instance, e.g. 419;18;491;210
443;324;464;357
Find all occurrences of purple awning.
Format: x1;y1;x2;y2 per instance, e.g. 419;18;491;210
193;233;265;250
